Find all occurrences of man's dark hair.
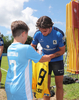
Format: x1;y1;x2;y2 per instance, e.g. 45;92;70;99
36;16;54;28
11;20;30;37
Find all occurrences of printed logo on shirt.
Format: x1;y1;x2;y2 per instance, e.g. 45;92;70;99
0;41;3;44
53;40;57;44
39;39;44;42
62;36;65;43
46;45;50;48
7;52;18;57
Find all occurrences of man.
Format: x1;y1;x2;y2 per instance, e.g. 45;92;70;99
31;16;65;100
5;20;51;100
0;32;4;87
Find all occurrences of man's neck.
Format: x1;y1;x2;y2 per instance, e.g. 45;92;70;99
49;27;52;34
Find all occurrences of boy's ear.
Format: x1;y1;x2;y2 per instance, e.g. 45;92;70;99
22;31;25;36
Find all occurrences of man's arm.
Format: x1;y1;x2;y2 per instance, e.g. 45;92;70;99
49;45;65;59
0;46;4;57
31;43;36;49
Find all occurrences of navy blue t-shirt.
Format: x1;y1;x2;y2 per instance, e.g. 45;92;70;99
0;37;4;60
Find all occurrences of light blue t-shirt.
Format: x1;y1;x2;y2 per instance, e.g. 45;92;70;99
32;27;65;62
5;43;42;100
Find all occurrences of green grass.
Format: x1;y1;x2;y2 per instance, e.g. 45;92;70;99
50;67;79;100
1;56;79;100
63;83;79;100
1;56;9;86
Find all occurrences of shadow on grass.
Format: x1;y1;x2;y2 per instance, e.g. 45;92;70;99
0;83;5;89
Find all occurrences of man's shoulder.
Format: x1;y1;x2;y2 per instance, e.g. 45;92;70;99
33;30;42;39
34;30;41;35
53;26;64;36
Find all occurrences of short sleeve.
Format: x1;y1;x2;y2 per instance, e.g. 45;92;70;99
27;45;42;63
32;32;39;45
57;32;65;47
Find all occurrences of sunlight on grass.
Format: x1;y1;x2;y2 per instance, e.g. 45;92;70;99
1;56;8;85
63;83;79;100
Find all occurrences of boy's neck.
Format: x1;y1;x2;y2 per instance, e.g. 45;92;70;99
13;38;22;43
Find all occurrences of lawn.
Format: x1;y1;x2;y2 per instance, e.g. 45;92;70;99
1;56;8;87
1;56;79;100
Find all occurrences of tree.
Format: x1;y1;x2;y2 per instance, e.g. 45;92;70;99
2;35;33;53
3;36;13;53
25;36;33;44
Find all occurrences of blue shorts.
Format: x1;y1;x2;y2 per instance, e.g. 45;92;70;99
49;60;64;76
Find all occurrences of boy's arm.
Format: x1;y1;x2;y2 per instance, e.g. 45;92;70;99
31;43;51;62
39;55;51;62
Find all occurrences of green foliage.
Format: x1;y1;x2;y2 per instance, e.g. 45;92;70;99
3;36;12;53
2;35;33;53
25;36;33;44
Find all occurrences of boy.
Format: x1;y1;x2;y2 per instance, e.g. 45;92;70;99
5;20;51;100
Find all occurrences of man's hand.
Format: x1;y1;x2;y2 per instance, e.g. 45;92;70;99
49;45;65;59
